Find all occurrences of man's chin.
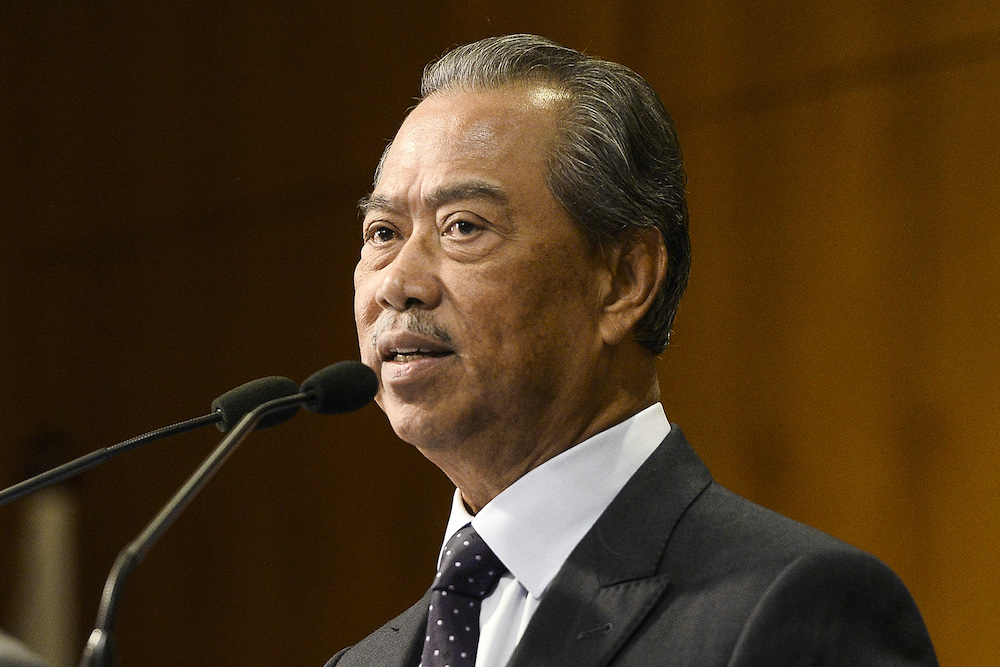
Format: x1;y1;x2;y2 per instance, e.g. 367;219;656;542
384;401;445;447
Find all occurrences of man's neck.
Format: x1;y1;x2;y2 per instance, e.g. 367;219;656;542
437;370;661;512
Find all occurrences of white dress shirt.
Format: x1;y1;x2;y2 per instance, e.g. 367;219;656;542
437;403;670;667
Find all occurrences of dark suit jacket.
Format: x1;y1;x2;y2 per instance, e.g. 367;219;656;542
327;426;937;666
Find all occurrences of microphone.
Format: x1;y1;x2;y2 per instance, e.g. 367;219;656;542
79;361;378;667
0;375;301;508
302;358;381;414
213;375;301;430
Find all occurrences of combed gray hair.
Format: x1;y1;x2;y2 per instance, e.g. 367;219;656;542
386;34;691;353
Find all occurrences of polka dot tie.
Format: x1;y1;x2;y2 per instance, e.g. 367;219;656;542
420;525;507;667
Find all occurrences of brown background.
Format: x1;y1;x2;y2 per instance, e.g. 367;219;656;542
1;1;997;665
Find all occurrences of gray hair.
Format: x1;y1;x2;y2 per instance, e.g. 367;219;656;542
384;34;691;353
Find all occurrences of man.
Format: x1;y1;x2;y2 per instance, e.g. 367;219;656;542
330;34;936;666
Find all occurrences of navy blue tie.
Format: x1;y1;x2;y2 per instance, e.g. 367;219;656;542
420;525;507;667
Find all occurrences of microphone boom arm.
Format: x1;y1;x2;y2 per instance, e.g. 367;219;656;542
0;412;222;508
1;374;301;509
79;390;310;667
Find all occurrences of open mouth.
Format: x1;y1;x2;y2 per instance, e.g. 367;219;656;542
384;348;454;363
376;329;455;364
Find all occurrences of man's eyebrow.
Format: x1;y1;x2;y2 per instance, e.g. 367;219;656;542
358;181;510;218
358;193;398;217
424;181;509;209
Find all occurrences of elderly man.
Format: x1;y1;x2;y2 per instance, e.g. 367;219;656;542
330;35;936;667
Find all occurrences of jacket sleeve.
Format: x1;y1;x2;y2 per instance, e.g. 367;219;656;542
728;548;937;666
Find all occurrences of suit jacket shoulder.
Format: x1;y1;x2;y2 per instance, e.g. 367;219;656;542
507;426;936;666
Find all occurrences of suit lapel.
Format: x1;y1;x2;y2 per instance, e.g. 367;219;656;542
507;427;712;667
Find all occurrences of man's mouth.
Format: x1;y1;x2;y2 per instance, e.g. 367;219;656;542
383;348;453;363
376;329;455;364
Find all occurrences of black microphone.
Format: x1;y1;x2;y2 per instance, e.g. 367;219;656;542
0;376;301;508
212;375;301;430
302;358;381;414
79;361;378;667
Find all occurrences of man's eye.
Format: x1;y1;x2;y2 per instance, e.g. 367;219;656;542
444;219;480;237
366;225;398;243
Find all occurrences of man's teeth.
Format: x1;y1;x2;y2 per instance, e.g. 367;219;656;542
389;349;446;361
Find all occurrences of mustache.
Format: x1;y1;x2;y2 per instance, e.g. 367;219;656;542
370;311;454;349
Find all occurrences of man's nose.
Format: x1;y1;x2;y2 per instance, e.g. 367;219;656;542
374;235;443;311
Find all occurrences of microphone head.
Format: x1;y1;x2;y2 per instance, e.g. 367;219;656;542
212;376;301;431
301;361;378;415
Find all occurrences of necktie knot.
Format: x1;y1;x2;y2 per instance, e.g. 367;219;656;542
433;525;506;598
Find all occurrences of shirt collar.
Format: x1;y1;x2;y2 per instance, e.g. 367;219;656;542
441;403;669;599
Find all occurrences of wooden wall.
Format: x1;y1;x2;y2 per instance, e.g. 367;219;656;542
1;2;996;665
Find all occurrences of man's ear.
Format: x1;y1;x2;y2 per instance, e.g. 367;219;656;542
598;227;668;346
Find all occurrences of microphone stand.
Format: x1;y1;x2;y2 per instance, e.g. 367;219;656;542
1;376;299;509
0;413;221;508
78;391;308;667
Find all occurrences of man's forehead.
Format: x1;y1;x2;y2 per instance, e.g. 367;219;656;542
391;100;517;161
360;85;564;222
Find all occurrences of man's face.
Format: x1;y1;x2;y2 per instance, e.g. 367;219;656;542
353;85;610;460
